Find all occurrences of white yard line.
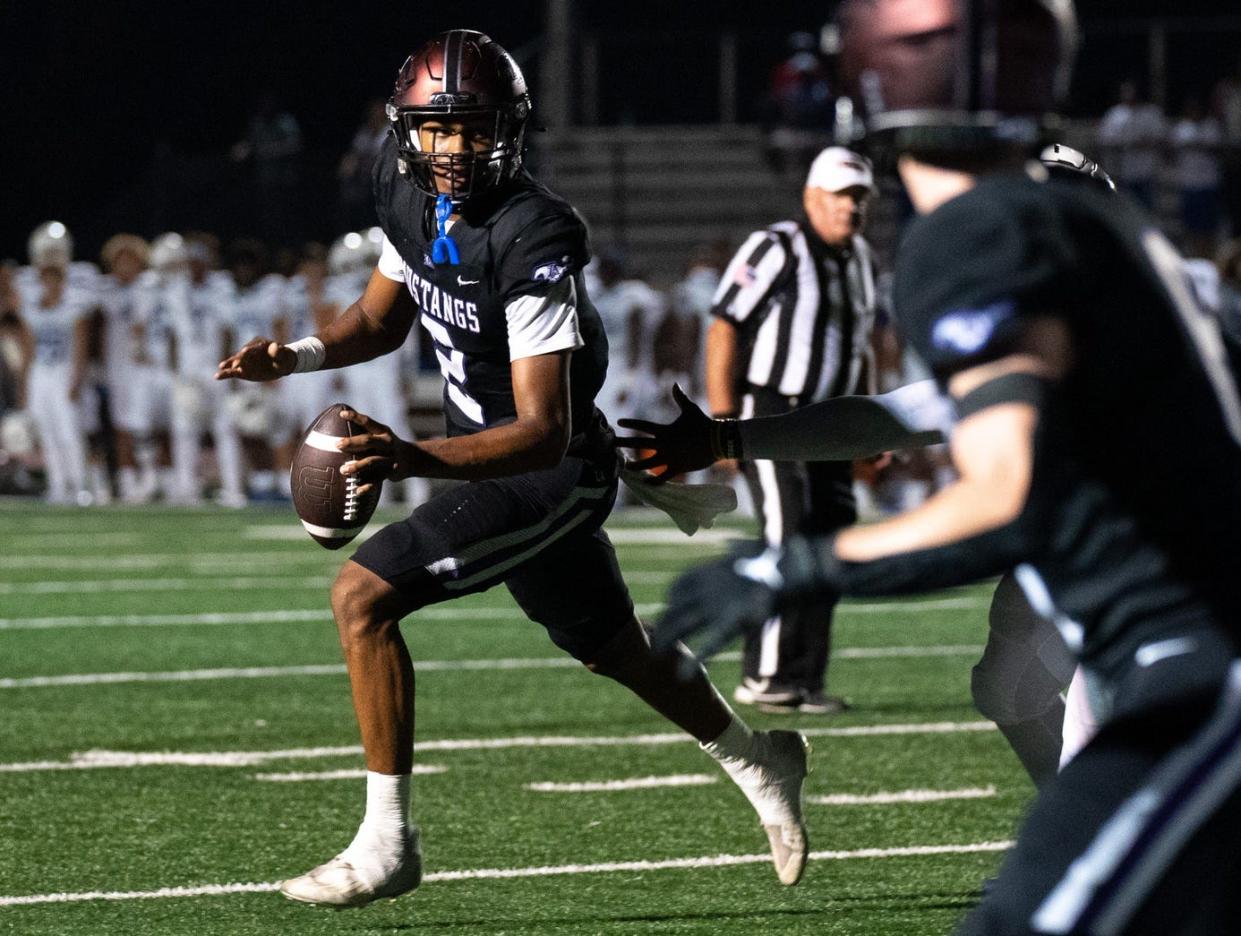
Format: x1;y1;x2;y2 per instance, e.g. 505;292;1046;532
253;765;446;782
0;598;984;631
808;786;997;806
0;577;333;595
0;646;983;689
0;553;339;571
0;840;1013;906
525;774;718;792
4;533;142;548
0;721;995;773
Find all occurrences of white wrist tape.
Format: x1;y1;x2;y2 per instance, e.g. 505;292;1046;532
287;337;326;373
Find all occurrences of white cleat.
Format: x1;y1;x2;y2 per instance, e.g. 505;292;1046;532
280;829;423;909
724;730;811;886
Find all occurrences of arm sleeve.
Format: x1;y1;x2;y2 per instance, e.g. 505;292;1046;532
737;380;948;461
710;231;789;325
377;235;407;283
505;276;583;361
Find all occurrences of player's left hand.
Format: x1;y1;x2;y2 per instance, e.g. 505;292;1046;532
335;408;417;496
615;384;721;481
654;537;832;674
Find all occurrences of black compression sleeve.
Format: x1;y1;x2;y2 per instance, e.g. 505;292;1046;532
808;523;1035;597
954;371;1051;421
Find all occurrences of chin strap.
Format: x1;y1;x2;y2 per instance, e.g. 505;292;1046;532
431;194;461;265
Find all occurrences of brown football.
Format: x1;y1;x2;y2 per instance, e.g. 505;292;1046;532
290;403;382;549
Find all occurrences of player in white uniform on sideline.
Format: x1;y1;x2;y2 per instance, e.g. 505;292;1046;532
20;223;106;500
226;239;287;501
275;242;343;493
327;230;427;507
13;254;93;504
169;234;247;507
589;250;666;428
98;234;157;502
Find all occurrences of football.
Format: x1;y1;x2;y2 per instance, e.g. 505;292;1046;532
290;403;382;549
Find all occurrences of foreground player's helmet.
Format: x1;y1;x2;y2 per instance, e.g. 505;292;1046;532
27;221;73;268
837;0;1078;154
1039;142;1116;191
385;30;532;202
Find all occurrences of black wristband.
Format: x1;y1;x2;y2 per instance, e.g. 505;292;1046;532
711;418;743;461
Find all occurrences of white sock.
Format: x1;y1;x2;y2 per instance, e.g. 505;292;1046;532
702;715;800;826
700;713;756;762
341;772;411;866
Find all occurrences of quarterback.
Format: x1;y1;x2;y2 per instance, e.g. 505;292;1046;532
218;30;810;908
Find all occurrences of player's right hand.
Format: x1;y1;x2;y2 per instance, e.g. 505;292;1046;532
615;384;717;481
215;337;295;382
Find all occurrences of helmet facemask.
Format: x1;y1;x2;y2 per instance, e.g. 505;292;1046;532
385;31;532;205
387;99;529;202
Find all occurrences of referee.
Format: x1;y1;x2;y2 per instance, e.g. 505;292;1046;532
706;146;877;714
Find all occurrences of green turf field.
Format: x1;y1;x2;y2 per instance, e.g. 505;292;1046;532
0;502;1029;935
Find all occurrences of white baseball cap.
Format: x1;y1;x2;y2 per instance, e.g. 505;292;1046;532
805;147;876;193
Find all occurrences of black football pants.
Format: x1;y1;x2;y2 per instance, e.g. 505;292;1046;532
739;387;857;694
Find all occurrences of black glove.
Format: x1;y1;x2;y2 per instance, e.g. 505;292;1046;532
615;383;741;481
654;536;834;676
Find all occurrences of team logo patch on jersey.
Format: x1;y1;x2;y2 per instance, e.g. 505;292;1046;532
532;256;571;283
931;300;1017;356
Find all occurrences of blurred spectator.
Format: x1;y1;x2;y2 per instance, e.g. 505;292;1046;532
1170;97;1223;258
1098;79;1167;210
338;100;390;231
1212;56;1241;237
231;92;304;247
763;32;833;179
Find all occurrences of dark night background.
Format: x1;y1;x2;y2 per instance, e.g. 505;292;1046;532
3;1;1240;262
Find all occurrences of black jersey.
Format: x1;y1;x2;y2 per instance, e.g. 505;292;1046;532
372;138;607;440
895;175;1241;674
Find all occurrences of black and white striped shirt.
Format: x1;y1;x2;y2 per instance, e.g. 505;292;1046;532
710;221;876;403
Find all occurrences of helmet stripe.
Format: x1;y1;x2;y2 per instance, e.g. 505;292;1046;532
443;30;461;93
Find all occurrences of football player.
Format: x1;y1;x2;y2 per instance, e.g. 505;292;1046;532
12;249;93;504
98;234;155;502
217;30;810;908
617;143;1125;781
225;238;286;501
656;1;1241;932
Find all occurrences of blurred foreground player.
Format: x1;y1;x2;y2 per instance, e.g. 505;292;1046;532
218;30;810;908
619;145;1125;784
658;1;1241;933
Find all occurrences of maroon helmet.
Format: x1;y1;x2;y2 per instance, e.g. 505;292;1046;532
837;0;1077;154
386;30;532;201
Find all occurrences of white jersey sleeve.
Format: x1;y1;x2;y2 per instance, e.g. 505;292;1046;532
505;276;583;362
378;236;407;283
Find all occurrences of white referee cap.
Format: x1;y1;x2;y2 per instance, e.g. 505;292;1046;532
805;147;876;193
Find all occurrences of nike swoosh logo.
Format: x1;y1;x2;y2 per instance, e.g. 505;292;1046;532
457;276;480;286
1135;637;1198;667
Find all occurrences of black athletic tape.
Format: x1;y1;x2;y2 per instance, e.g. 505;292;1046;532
954;371;1050;421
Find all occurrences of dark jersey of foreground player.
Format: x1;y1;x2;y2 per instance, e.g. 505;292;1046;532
895;173;1241;684
372;137;608;440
